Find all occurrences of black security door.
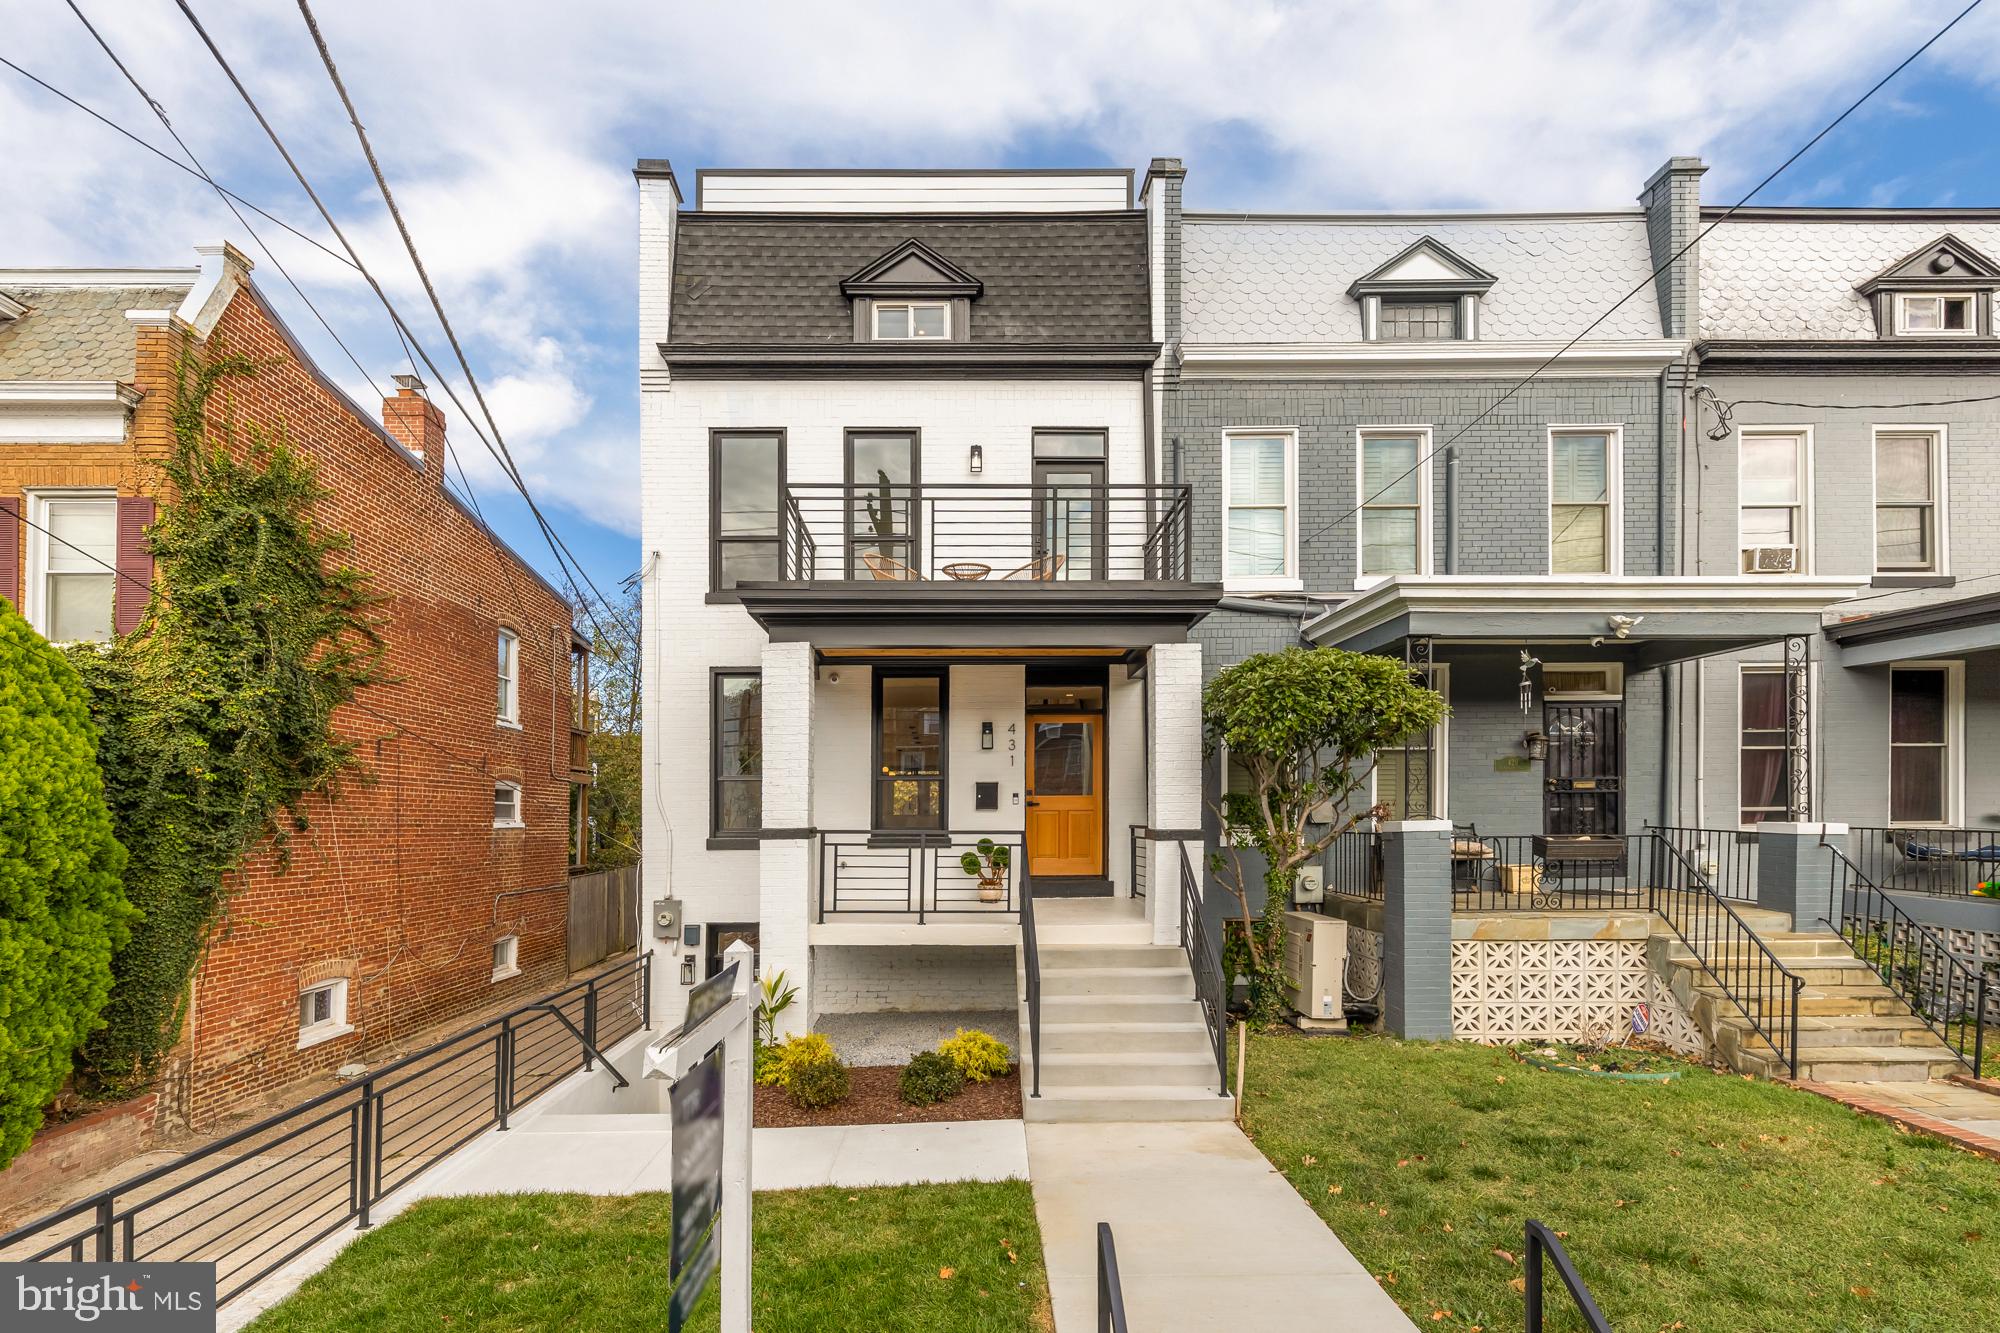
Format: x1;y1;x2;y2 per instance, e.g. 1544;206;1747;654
1543;703;1623;836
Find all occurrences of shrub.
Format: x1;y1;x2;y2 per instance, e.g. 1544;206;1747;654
753;1041;783;1087
0;605;135;1166
937;1028;1011;1083
760;1032;839;1090
786;1055;850;1110
899;1050;966;1106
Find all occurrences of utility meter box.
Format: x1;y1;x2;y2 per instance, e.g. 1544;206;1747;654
1281;909;1349;1031
1293;864;1325;906
652;898;682;940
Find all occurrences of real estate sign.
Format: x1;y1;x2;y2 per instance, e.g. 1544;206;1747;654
667;963;735;1331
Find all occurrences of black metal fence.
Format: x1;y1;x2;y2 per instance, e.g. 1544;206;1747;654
1648;824;1759;902
816;830;1027;920
0;954;650;1307
1450;833;1645;912
1178;846;1229;1096
1847;826;2000;898
1525;1221;1612;1333
1324;828;1383;900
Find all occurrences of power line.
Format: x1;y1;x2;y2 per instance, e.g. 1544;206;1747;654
1296;0;1987;557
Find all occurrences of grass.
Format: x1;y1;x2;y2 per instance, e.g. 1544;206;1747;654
248;1183;1049;1333
1237;1031;2000;1332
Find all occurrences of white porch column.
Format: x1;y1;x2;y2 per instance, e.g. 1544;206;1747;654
1146;641;1204;948
758;640;815;1038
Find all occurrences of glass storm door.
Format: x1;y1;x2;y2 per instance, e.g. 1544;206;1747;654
1025;713;1103;877
1543;702;1623;836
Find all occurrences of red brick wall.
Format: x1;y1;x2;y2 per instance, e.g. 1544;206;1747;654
148;289;579;1126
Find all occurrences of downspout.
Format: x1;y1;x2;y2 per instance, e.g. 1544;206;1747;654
1443;447;1458;575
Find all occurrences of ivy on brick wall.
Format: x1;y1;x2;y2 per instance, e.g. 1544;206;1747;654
68;337;383;1096
0;601;134;1167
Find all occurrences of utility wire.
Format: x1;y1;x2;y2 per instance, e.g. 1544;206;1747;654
1296;0;1987;556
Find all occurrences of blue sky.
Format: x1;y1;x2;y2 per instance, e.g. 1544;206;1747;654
5;0;1999;610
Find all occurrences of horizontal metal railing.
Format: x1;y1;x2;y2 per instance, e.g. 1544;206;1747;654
1828;841;1991;1073
0;954;650;1307
775;482;1193;583
1128;824;1148;900
1847;826;2000;898
817;830;1027;920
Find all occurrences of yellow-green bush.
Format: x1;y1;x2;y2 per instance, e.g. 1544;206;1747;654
937;1028;1011;1083
758;1032;839;1089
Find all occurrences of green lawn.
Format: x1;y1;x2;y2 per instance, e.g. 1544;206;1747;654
249;1183;1050;1333
1238;1032;2000;1332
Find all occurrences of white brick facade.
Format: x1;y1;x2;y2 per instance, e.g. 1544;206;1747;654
1145;641;1205;946
813;945;1017;1014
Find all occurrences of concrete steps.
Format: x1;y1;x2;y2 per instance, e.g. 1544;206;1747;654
1019;899;1234;1123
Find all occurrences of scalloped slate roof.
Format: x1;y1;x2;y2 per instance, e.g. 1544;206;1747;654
669;213;1149;345
0;284;192;379
1181;215;1665;343
1699;219;2000;340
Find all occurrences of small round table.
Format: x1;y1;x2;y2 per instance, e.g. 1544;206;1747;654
942;562;992;581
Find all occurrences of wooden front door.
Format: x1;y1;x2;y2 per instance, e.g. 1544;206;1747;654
1026;712;1103;877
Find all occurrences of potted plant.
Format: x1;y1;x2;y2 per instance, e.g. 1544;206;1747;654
960;838;1012;903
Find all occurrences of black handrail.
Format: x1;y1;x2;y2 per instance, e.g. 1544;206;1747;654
1178;846;1229;1095
1097;1222;1130;1333
1825;840;1990;1073
816;829;1025;920
0;952;650;1305
1646;832;1804;1077
1128;824;1147;900
1021;875;1043;1100
1524;1221;1611;1333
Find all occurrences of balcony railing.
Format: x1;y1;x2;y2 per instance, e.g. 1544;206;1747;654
817;830;1027;920
1847;826;2000;898
778;482;1192;584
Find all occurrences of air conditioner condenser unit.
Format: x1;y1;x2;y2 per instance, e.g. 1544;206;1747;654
1282;909;1349;1032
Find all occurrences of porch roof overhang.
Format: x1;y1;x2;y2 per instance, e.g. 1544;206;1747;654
734;580;1224;650
1302;575;1867;667
1825;591;2000;667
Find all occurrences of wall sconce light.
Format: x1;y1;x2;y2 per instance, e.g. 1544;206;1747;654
1523;731;1549;762
981;721;994;751
969;444;984;475
679;954;696;985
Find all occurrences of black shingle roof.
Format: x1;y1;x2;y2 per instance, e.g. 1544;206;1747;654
669;213;1150;346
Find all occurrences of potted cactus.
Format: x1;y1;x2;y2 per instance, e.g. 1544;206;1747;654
960;838;1012;903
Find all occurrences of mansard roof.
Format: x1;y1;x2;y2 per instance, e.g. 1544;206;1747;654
1853;232;2000;296
1344;236;1497;298
839;238;983;298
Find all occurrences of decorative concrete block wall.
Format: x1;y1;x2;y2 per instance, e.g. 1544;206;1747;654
1445;912;1706;1053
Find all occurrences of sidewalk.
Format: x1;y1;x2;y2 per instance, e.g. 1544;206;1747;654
1026;1120;1415;1333
1804;1077;2000;1161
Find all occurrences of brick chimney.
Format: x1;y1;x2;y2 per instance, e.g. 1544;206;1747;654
382;373;446;482
1639;157;1706;340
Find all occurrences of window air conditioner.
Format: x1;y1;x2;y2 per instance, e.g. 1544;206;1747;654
1743;545;1798;574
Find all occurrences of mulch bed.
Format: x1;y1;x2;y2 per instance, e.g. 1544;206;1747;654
754;1065;1022;1129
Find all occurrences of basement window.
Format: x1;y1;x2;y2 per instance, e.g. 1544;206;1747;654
491;935;520;981
297;980;351;1049
493;781;524;828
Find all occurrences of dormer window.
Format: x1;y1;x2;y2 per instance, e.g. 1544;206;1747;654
873;301;950;340
1894;292;1974;336
1347;237;1496;343
1856;235;1999;341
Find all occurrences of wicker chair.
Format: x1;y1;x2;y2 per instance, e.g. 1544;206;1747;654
859;550;920;581
999;552;1066;581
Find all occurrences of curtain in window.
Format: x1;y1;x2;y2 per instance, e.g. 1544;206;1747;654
1738;670;1790;823
1890;669;1948;824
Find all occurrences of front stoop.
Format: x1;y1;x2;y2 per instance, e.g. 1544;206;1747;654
1018;900;1235;1123
1646;915;1965;1083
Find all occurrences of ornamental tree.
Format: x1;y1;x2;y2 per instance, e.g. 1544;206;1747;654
0;601;134;1166
1203;646;1448;1027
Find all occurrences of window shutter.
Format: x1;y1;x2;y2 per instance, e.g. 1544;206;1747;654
114;496;157;635
0;497;19;609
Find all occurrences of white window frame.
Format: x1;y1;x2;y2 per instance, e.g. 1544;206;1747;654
1368;663;1450;820
1888;660;1964;828
1894;292;1977;337
490;935;521;982
1870;425;1949;576
1220;428;1300;593
1546;426;1623;578
22;488;119;643
297;979;352;1050
1353;425;1433;589
871;301;951;341
496;628;520;728
1735;427;1813;576
493;780;524;829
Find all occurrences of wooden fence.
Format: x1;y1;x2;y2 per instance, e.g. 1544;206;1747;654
567;864;640;971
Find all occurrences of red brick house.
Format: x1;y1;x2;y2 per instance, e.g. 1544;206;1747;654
0;244;594;1126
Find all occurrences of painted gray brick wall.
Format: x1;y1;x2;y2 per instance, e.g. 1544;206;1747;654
1168;376;1668;587
1640;157;1705;338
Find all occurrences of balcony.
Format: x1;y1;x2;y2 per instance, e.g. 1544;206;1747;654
777;482;1192;585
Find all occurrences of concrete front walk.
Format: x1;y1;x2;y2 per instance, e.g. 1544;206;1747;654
1809;1078;2000;1160
1026;1121;1415;1333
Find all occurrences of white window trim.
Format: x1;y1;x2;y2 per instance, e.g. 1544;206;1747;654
497;627;521;728
1220;428;1301;593
1546;426;1623;577
1894;292;1978;338
1888;660;1964;828
1735;426;1814;577
1367;663;1449;819
1540;662;1624;701
297;979;352;1050
871;300;951;341
1870;424;1949;576
1353;425;1433;589
491;935;521;982
493;780;524;829
21;487;119;643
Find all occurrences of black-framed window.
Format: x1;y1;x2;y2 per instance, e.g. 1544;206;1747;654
712;671;763;836
873;670;945;832
711;430;785;592
845;430;919;578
